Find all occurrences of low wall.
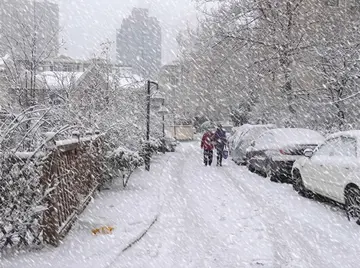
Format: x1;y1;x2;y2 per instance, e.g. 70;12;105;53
168;125;195;141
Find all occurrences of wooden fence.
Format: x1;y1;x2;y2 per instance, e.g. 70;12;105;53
0;133;104;250
42;134;104;246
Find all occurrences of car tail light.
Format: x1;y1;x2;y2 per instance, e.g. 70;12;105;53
279;149;289;155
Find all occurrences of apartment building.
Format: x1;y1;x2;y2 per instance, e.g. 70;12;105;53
116;8;161;79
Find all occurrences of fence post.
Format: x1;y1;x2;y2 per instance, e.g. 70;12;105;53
41;134;60;246
72;131;81;141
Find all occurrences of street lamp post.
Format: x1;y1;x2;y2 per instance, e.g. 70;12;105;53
145;80;164;171
158;104;169;154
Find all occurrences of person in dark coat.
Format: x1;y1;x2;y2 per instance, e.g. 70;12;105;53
214;124;227;166
201;129;214;166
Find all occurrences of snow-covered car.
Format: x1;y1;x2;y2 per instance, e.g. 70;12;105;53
292;130;360;221
199;121;215;132
247;128;324;182
218;123;234;138
229;124;276;165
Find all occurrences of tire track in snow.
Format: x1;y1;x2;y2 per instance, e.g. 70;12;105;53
118;142;270;267
172;143;273;267
115;142;350;267
223;166;349;268
154;143;223;267
107;151;181;268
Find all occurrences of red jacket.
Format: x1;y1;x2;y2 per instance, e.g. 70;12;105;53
201;132;214;150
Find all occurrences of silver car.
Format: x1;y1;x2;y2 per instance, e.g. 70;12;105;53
231;124;276;165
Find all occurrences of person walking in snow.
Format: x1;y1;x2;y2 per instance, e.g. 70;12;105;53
214;124;227;166
201;129;214;166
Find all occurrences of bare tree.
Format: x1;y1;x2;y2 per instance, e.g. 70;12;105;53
179;0;360;131
0;1;62;109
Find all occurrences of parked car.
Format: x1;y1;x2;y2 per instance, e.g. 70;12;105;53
219;123;234;137
229;124;276;165
292;131;360;222
228;124;253;155
247;128;324;182
229;124;259;155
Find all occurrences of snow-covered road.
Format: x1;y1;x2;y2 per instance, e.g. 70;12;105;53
3;141;360;268
114;142;360;268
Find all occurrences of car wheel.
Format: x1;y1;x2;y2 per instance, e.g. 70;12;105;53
293;170;312;198
268;168;279;182
345;185;360;224
266;162;279;182
240;159;247;166
248;162;255;173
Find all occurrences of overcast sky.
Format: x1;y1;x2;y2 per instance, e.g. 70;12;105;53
56;0;198;64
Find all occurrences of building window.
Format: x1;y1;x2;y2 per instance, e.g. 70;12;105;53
325;0;339;6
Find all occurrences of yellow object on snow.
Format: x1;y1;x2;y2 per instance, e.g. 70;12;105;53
91;226;115;235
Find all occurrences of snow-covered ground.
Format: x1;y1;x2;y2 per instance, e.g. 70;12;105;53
3;142;360;268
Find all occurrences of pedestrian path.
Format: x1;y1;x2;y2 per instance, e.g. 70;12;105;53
2;152;178;268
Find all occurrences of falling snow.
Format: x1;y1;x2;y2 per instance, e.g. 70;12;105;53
1;0;360;267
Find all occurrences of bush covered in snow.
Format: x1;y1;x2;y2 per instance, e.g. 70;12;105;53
139;137;163;157
0;153;45;251
107;147;144;169
104;146;144;187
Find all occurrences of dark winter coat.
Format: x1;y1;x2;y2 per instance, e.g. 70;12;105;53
214;128;227;151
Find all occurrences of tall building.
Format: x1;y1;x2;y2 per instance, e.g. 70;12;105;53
0;0;60;59
116;8;161;78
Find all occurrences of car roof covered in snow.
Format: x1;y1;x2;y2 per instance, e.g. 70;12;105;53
265;128;324;138
229;124;276;145
234;124;276;135
255;128;325;149
327;130;360;140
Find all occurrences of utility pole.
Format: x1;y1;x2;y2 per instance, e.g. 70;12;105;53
144;80;163;171
145;80;151;171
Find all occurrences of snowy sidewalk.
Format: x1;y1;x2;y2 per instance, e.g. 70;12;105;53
113;142;360;268
114;142;275;268
4;142;360;268
2;152;177;268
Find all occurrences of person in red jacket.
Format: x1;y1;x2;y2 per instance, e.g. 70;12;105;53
201;130;214;166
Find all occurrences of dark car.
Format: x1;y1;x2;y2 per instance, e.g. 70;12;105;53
246;128;324;182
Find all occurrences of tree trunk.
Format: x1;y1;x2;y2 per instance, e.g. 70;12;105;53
334;102;345;131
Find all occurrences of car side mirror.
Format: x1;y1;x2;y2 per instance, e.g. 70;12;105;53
250;140;256;147
303;148;313;158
